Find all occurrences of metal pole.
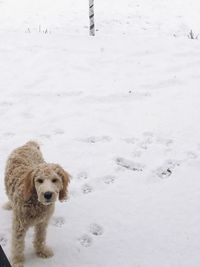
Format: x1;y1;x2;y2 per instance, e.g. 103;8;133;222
89;0;95;36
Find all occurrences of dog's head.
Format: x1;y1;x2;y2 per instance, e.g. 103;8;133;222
23;163;70;205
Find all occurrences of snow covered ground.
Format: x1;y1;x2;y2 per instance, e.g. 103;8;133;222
1;0;200;266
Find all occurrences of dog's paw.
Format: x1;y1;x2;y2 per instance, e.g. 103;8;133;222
36;246;54;258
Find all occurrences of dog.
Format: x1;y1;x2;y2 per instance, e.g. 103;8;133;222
4;141;70;267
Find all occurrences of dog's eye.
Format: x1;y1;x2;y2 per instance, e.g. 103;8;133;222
52;178;58;183
37;179;43;184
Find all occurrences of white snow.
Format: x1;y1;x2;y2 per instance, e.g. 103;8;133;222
1;0;200;266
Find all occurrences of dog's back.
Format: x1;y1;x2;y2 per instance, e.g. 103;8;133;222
4;141;44;202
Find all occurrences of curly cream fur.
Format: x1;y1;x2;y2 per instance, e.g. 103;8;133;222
4;141;70;267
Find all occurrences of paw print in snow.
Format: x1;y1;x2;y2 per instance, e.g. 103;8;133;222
142;132;154;145
52;217;65;228
81;136;112;144
82;184;93;194
79;234;92;247
156;167;172;179
186;151;198;160
116;157;145;171
155;159;180;179
77;171;88;180
166;159;180;168
89;223;104;236
103;175;116;184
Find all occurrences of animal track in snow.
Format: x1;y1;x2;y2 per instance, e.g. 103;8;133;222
0;234;8;247
78;224;103;248
76;171;88;180
186;151;198;160
137;137;154;150
89;223;104;236
80;136;112;144
156;167;172;178
78;234;92;247
103;175;116;184
115;157;145;171
155;159;180;179
81;184;93;194
123;133;154;151
52;217;65;228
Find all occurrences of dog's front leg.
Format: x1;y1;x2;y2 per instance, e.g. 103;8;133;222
11;214;27;267
33;221;54;258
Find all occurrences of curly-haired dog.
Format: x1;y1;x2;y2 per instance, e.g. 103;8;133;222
4;141;70;267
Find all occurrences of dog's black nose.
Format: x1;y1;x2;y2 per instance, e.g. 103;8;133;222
44;192;53;200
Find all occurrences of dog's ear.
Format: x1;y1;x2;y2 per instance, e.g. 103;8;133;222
23;169;35;201
50;164;70;202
